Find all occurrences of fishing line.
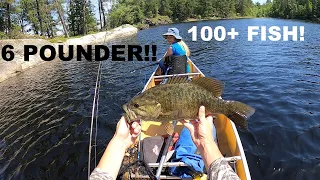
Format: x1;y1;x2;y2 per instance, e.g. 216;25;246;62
94;63;103;167
88;33;110;178
130;61;159;73
88;60;103;178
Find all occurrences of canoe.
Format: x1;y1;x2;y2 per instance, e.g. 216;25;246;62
129;59;251;180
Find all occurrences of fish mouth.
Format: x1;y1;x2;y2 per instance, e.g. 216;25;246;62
122;104;138;122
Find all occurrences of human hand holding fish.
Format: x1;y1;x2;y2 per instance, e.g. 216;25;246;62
180;106;216;149
95;116;141;179
180;106;223;170
114;116;141;149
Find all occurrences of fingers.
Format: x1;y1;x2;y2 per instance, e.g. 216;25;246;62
206;115;213;124
131;121;138;129
180;120;194;132
117;116;129;130
130;121;141;138
180;119;197;142
198;106;215;123
120;116;127;124
198;106;206;121
179;119;188;124
190;120;198;126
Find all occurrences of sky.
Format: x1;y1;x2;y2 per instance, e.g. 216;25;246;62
252;0;268;4
92;0;112;23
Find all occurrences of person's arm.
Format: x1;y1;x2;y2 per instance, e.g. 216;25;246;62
207;157;240;180
181;106;240;180
157;47;173;63
90;116;141;180
197;134;222;170
94;137;126;178
181;106;222;169
163;46;173;58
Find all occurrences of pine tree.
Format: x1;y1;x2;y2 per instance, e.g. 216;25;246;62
54;0;69;37
68;0;96;36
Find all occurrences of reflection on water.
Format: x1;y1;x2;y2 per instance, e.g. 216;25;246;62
0;18;319;179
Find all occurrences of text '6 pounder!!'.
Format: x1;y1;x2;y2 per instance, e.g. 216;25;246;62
0;45;157;62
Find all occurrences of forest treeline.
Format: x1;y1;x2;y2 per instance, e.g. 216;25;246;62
0;0;110;39
109;0;320;27
0;0;319;39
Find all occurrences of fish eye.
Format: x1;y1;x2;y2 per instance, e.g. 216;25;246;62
133;103;139;108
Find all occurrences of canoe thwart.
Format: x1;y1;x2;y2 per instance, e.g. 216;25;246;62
154;73;201;79
148;156;241;168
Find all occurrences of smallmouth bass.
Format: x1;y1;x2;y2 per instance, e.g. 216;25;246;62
123;77;255;134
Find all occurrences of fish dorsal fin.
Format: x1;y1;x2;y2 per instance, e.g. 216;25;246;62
166;76;189;84
191;77;224;97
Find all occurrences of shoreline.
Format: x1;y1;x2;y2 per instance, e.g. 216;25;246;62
140;16;319;30
184;16;256;22
138;16;256;29
0;24;138;83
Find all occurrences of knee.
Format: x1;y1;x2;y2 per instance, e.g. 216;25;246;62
159;59;165;67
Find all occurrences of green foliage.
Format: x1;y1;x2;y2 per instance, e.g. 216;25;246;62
269;0;319;20
18;0;56;37
109;4;135;27
108;0;257;27
0;31;6;39
252;1;272;17
48;36;68;43
159;0;172;17
214;0;237;18
170;0;190;21
0;8;4;32
68;0;97;36
107;0;320;27
86;2;98;33
107;0;147;28
1;0;319;39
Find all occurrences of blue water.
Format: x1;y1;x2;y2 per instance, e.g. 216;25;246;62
0;18;319;179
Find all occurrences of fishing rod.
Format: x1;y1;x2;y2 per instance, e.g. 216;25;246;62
130;48;169;73
88;34;109;178
130;61;159;73
88;61;103;179
130;46;210;74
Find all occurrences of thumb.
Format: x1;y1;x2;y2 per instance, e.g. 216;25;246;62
117;116;129;130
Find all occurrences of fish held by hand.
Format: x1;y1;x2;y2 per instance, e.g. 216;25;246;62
123;77;255;134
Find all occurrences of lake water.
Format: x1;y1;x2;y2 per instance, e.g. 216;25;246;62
0;18;319;179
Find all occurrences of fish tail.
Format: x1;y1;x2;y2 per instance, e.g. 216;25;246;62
225;101;255;129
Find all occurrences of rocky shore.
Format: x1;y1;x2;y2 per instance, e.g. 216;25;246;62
0;24;138;83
